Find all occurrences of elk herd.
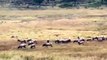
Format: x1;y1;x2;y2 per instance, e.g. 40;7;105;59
17;36;107;49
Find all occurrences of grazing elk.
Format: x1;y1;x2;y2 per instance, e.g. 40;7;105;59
61;39;71;43
92;37;106;42
17;39;27;49
73;37;85;45
73;40;78;43
27;39;37;49
55;40;62;44
77;39;85;45
73;39;85;45
86;38;92;41
55;39;71;44
42;40;53;47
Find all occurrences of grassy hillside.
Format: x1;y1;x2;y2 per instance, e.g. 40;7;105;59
0;9;107;40
0;9;107;60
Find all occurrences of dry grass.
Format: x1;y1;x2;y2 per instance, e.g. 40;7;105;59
0;18;107;40
0;8;107;60
0;40;107;60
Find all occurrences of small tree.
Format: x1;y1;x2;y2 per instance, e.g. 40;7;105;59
59;0;78;8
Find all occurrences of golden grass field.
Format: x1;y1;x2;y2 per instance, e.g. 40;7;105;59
0;8;107;60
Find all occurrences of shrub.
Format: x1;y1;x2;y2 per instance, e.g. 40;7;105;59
59;2;75;8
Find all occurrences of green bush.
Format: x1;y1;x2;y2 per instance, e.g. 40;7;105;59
87;2;101;8
59;2;76;8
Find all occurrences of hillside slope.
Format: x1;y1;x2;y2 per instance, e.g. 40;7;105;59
0;9;107;40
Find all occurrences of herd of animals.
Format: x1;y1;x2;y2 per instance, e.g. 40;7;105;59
17;36;107;49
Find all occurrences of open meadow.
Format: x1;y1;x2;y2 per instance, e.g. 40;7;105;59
0;8;107;60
